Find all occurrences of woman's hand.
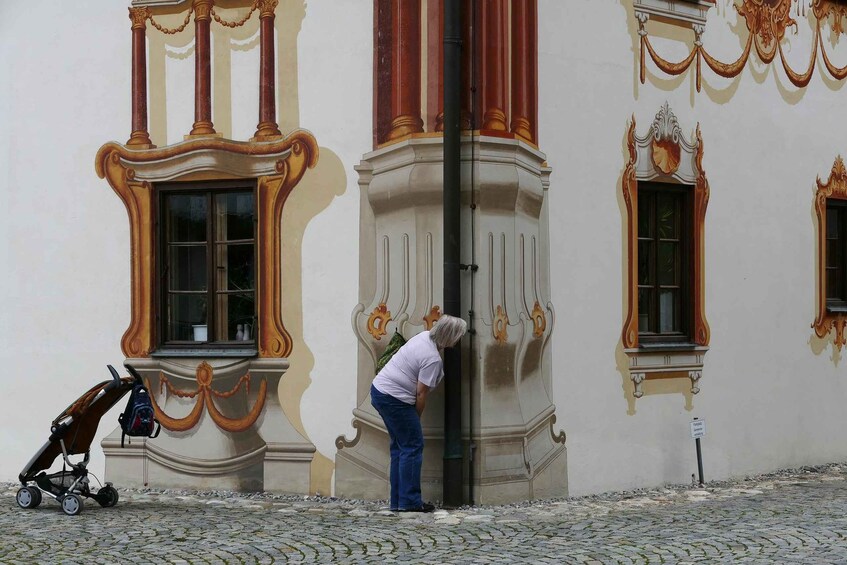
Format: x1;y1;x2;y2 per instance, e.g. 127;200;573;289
416;382;430;417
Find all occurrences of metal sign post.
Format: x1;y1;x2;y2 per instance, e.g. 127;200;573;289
690;418;705;486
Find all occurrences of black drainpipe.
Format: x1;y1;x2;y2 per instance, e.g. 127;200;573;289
442;0;463;509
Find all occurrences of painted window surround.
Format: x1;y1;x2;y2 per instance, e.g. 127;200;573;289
813;156;847;349
95;134;318;359
621;103;710;399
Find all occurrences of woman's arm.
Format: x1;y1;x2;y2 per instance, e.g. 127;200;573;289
416;381;431;417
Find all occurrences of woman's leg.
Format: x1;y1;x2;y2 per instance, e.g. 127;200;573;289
371;386;402;510
390;404;424;510
388;433;400;510
371;385;423;510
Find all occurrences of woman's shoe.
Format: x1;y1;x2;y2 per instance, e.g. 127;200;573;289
399;502;435;513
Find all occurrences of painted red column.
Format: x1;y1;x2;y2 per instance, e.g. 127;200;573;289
430;0;445;132
254;0;282;139
461;0;474;130
190;0;216;136
374;0;393;147
510;0;537;143
127;7;153;147
480;0;508;132
386;0;423;141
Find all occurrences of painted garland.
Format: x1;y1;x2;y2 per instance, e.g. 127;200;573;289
146;362;267;433
639;0;847;91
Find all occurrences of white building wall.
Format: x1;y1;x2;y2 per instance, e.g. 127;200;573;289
0;0;368;487
2;0;846;498
540;0;847;495
0;1;132;483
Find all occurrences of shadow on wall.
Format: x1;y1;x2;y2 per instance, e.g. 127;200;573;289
280;149;347;495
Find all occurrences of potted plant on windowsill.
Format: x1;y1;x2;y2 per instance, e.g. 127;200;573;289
192;302;208;342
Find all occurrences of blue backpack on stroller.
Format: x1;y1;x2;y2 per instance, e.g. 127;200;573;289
118;364;161;448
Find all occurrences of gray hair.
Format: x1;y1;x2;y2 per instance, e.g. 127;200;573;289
429;315;467;348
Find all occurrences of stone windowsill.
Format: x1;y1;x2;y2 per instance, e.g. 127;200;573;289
624;344;708;398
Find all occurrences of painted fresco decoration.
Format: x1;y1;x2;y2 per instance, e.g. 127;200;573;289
97;0;320;494
621;103;710;400
95;133;318;359
635;0;847;91
813;157;847;350
147;362;267;433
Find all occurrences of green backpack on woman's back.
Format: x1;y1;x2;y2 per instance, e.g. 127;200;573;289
375;331;406;374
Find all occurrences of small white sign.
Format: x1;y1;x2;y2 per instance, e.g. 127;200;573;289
690;419;706;439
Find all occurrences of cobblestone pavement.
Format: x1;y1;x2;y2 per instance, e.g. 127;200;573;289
4;464;847;564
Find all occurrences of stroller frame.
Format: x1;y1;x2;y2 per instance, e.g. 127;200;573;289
17;365;138;516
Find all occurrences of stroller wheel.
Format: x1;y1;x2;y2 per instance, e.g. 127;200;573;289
28;487;42;508
97;485;119;508
60;493;83;516
16;487;40;509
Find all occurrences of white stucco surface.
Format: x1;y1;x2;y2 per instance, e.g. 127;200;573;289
539;0;847;495
0;1;133;483
2;0;846;498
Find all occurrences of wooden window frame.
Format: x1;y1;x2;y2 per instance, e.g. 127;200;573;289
813;157;847;349
156;179;258;352
636;182;694;345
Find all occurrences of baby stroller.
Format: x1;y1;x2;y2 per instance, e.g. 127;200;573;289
16;364;145;516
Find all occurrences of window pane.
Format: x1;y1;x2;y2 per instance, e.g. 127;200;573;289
217;192;254;241
215;292;255;341
167;194;207;242
827;242;838;269
827;269;839;300
827;207;838;240
166;294;208;342
217;243;255;292
659;289;678;333
638;193;653;238
657;193;678;239
826;205;843;301
638;288;652;332
658;241;678;286
168;245;207;291
638;240;653;285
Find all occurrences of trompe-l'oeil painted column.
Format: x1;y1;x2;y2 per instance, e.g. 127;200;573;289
510;0;537;144
254;0;282;140
128;7;154;148
460;0;473;130
387;0;424;141
430;0;445;132
480;0;508;132
190;0;216;136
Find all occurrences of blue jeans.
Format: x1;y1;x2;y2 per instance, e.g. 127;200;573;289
370;384;424;510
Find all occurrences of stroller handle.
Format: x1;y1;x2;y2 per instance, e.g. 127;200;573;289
124;363;144;385
106;365;122;391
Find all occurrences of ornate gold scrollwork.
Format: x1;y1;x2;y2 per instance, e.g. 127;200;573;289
531;301;546;338
621;118;640;350
813;157;847;349
147;362;267;433
423;305;442;330
493;305;509;344
367;303;392;340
